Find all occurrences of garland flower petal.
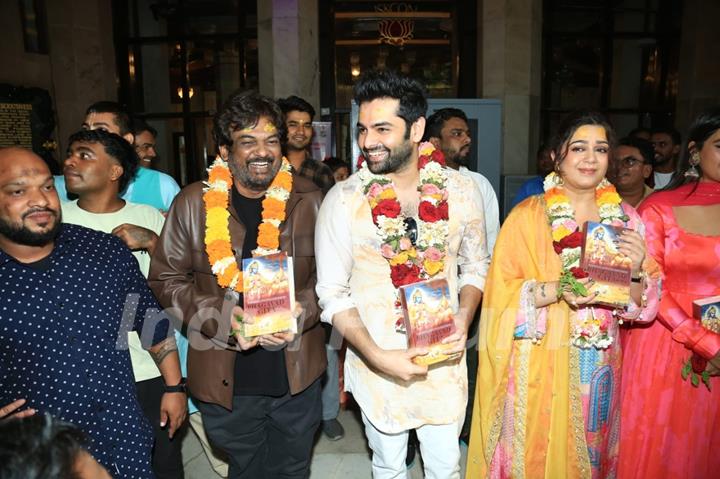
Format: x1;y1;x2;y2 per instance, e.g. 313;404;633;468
203;155;292;292
359;141;450;332
543;171;627;349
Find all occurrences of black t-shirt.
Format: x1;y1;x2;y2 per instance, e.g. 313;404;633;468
231;187;289;397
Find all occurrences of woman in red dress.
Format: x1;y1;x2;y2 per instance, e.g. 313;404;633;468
619;107;720;478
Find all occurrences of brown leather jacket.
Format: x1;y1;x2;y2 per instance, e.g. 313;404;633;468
148;177;327;410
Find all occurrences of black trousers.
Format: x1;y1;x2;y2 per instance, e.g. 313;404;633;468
136;376;186;479
197;378;322;479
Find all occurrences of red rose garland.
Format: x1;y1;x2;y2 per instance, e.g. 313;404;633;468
359;142;450;330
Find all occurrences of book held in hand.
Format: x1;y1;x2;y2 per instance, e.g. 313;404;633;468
241;252;296;337
581;221;633;308
399;278;461;366
693;296;720;333
682;296;720;389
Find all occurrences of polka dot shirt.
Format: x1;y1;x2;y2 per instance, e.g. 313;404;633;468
0;224;170;478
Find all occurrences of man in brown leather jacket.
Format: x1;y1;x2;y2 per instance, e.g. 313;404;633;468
148;91;326;478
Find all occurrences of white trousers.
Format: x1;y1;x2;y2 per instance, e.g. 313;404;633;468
361;411;462;479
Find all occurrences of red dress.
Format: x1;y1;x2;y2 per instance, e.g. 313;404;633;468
619;182;720;479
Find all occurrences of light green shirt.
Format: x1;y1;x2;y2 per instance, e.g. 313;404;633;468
62;200;165;381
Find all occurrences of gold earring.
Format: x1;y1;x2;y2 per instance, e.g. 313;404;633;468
684;152;700;179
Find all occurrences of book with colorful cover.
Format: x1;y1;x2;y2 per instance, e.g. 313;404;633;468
681;296;720;389
693;296;720;333
580;221;633;308
399;278;461;366
241;252;296;337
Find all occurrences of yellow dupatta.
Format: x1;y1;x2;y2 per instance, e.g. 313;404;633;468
466;196;591;478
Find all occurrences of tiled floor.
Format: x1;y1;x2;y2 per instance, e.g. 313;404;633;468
182;407;468;478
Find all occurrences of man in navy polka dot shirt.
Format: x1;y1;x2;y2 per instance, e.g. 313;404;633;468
0;147;187;478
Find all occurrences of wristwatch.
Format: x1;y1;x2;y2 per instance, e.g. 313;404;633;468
163;377;187;394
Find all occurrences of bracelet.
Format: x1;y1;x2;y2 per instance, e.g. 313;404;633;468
164;377;187;394
631;271;645;283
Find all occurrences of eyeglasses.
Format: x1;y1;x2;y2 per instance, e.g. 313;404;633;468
617;157;646;169
404;217;417;246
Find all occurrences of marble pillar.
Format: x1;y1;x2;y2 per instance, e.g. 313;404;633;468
45;0;117;154
482;0;543;175
257;0;320;114
676;0;720;131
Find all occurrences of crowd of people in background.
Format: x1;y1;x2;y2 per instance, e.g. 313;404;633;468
1;67;719;479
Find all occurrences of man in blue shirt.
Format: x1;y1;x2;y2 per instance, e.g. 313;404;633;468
0;147;186;478
53;101;180;213
510;144;554;209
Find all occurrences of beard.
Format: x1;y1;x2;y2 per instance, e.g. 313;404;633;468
287;136;310;152
228;154;282;191
0;208;61;247
446;145;471;167
654;154;672;166
363;140;414;175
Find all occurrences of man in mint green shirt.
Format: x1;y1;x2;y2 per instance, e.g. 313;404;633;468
61;128;187;478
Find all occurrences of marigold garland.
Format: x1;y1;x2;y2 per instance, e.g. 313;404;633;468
543;172;628;349
359;141;450;331
203;156;292;292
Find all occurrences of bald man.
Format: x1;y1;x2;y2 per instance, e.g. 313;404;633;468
0;148;186;478
0;148;62;260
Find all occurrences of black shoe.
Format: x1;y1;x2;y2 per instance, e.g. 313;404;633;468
322;419;345;441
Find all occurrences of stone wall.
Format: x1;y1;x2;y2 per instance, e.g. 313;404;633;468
0;0;117;158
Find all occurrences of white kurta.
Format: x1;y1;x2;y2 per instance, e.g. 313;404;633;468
315;169;490;433
458;166;500;254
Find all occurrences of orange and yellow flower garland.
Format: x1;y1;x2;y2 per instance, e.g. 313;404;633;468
203;156;292;292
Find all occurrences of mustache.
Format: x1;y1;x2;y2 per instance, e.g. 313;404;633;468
22;207;58;220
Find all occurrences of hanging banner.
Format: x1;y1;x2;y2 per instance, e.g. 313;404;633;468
311;121;333;161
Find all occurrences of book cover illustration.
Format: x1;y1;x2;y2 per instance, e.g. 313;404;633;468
682;296;720;389
241;252;296;337
580;221;633;308
693;296;720;333
399;278;461;366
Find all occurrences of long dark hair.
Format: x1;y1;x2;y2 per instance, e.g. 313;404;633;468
664;106;720;191
550;110;616;171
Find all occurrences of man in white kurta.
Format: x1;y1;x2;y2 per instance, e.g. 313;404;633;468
315;70;490;478
424;107;500;254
